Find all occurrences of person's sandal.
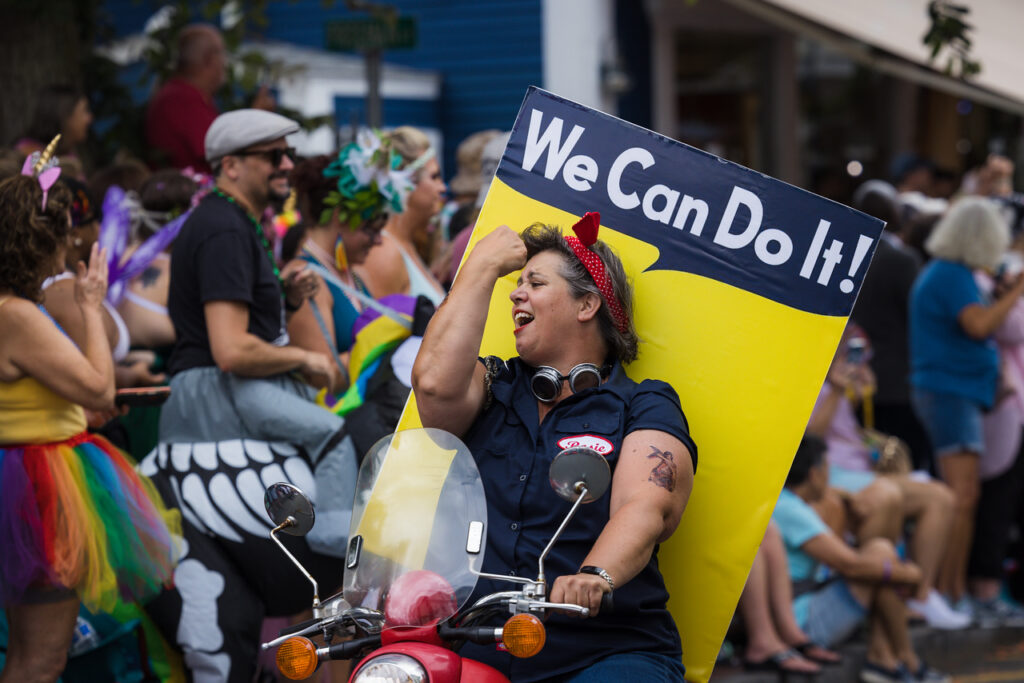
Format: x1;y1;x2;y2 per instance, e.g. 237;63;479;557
794;640;842;665
744;648;821;674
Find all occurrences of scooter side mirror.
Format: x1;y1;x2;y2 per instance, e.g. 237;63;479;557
264;482;324;618
535;447;612;589
265;482;316;536
548;447;611;503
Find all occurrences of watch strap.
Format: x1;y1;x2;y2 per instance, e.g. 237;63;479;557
578;565;614;590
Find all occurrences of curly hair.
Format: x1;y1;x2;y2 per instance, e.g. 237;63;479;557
0;175;72;302
290;155;334;225
521;223;639;364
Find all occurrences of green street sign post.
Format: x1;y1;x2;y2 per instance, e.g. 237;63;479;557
325;16;417;52
325;16;418;128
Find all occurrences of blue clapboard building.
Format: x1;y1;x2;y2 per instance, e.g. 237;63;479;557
99;0;630;178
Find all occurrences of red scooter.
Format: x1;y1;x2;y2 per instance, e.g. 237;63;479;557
259;427;612;682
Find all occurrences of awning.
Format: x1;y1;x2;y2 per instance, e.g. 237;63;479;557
722;0;1024;115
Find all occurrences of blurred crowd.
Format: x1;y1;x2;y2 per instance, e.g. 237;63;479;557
0;22;513;683
726;153;1024;682
4;18;1024;683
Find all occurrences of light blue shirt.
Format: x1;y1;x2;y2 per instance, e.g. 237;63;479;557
772;488;828;582
772;488;831;626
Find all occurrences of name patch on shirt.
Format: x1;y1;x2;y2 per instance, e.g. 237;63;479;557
557;434;614;455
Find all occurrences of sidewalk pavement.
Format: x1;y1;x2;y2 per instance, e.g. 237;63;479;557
712;625;1024;681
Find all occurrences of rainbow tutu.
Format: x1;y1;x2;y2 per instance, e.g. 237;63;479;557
0;431;181;611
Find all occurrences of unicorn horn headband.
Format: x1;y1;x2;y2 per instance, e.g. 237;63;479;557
21;134;62;211
34;134;61;174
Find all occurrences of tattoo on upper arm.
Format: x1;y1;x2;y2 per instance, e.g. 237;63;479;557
140;266;161;288
647;445;677;492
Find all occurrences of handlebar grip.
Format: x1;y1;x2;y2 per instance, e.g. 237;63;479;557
599;591;614;615
438;624;502;644
278;616;321;637
325;634;381;660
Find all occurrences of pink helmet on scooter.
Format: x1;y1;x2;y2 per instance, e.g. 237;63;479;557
384;570;459;627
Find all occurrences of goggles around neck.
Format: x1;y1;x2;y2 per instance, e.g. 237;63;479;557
530;362;610;404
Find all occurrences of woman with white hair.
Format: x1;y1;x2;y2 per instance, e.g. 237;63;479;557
910;197;1024;611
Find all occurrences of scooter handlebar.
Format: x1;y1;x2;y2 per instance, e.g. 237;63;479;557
324;634;382;661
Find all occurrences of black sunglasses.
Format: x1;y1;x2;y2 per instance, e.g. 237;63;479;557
234;146;297;166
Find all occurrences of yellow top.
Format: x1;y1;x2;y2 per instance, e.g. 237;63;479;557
0;297;87;444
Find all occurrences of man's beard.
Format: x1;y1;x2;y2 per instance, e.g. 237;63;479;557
267;172;291;202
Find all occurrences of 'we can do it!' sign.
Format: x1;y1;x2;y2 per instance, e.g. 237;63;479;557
457;87;885;681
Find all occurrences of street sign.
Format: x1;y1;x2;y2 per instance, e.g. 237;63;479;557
325;16;417;52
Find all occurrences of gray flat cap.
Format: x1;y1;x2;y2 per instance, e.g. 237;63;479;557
205;109;300;162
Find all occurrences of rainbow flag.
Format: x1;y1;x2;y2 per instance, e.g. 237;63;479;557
317;294;416;416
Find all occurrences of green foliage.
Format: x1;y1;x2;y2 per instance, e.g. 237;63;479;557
923;1;981;79
82;0;334;167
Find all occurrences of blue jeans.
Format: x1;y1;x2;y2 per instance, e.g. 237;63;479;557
558;652;686;682
911;387;986;457
800;580;868;648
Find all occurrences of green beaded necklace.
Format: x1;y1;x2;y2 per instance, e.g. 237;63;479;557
212;187;283;285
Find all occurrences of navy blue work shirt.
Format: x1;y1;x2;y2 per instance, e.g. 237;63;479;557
460;357;697;682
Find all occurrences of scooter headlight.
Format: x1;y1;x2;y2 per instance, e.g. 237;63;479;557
352;653;428;683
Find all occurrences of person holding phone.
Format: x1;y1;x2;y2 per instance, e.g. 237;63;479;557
808;328;966;630
0;170;180;683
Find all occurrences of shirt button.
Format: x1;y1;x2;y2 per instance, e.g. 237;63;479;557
510;522;519;530
583;422;590;429
519;474;527;482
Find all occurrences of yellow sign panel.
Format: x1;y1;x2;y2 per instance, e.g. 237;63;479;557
399;87;880;680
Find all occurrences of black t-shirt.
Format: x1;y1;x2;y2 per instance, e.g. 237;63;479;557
167;193;285;374
850;237;922;404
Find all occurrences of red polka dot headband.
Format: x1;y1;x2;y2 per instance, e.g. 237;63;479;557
564;212;628;332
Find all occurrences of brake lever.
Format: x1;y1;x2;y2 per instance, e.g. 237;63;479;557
525;600;589;617
262;620;326;651
260;612;355;651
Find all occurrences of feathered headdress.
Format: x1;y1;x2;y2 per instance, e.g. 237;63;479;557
98;185;193;305
320;128;433;229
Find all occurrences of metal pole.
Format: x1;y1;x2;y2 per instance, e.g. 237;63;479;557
366;48;382;128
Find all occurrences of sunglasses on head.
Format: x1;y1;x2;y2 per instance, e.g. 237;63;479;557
234;146;297;166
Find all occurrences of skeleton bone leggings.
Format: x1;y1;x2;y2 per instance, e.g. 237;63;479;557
139;440;347;683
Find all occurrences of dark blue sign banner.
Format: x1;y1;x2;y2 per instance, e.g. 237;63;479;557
496;87;885;317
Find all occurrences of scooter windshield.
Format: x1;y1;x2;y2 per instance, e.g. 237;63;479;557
343;428;487;629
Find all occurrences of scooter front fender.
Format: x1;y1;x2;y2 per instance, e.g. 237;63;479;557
347;642;510;683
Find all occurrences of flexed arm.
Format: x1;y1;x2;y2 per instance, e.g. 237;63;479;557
412;226;526;436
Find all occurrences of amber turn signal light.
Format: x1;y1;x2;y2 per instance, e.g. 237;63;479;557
502;613;546;658
276;636;319;680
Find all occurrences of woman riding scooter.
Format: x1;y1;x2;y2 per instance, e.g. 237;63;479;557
412;213;697;682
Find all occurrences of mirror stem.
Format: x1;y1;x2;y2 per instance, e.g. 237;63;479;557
271;517;323;616
537;483;589;585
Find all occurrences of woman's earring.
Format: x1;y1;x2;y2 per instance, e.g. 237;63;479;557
73;237;83;247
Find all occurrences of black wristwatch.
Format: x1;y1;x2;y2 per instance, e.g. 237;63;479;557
284;297;302;313
578;565;614;590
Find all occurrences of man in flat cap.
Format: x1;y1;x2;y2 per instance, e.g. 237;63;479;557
142;109;358;682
